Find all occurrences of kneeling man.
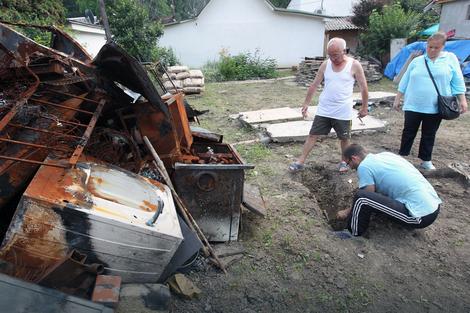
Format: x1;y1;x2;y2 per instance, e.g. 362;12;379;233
337;144;441;236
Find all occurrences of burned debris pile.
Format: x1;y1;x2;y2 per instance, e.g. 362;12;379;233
0;21;254;310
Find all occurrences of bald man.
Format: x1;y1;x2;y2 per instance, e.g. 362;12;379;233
289;38;369;173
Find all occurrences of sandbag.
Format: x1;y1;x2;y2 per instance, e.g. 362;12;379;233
168;65;189;73
175;71;190;80
189;69;204;78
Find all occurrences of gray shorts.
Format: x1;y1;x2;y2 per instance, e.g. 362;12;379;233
309;115;351;139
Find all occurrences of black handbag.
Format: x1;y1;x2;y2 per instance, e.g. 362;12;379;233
424;58;460;120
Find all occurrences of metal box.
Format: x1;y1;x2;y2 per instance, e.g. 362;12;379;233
173;143;254;242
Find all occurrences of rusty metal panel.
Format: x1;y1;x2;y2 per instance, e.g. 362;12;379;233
168;93;193;150
173;143;254;242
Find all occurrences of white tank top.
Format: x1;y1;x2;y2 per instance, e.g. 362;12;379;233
317;58;355;120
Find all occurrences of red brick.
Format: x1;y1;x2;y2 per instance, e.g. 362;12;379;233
92;275;122;308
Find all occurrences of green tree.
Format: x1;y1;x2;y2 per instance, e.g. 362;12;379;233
0;0;66;44
352;0;391;28
359;2;420;61
107;0;163;62
139;0;172;20
172;0;208;21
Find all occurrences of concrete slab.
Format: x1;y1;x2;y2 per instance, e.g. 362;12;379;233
230;107;302;124
352;91;396;102
266;110;386;143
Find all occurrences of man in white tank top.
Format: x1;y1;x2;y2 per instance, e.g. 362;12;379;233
289;38;369;173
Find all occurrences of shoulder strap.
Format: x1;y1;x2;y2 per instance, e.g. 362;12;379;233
424;58;442;96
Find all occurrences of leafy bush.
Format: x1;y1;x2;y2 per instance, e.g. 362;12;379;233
0;0;66;45
359;3;420;61
202;60;224;82
204;50;278;82
153;46;179;66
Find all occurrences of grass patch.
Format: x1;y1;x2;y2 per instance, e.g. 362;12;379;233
236;143;272;163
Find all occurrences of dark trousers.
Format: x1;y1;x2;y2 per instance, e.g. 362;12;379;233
347;190;439;236
399;110;442;161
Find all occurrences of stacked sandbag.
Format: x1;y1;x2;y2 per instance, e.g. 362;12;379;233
162;66;205;95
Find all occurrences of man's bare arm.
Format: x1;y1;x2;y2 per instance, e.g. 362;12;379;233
352;60;369;118
301;61;326;117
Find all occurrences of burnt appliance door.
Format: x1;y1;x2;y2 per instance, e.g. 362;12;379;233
173;163;253;242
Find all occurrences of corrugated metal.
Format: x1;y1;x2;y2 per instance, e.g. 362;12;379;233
325;17;360;31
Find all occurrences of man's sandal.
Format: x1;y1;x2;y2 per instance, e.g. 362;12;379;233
288;162;304;172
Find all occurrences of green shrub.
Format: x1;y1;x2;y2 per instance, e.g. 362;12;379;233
153;46;179;66
202;60;224;82
359;3;420;61
203;49;278;82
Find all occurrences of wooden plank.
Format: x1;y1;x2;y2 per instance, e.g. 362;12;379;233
242;183;267;217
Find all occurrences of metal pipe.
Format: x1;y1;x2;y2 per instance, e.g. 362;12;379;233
0;155;69;168
30;98;94;115
9;123;82;139
44;90;100;104
0;138;71;152
98;0;113;42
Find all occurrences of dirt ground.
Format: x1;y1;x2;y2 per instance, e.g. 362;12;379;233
166;76;470;313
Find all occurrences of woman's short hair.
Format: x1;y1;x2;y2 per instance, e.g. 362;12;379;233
428;31;447;45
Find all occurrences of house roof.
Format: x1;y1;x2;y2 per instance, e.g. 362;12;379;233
325;17;360;31
67;17;103;29
164;0;335;26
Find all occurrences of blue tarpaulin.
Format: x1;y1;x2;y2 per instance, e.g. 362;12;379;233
384;40;470;80
419;24;439;36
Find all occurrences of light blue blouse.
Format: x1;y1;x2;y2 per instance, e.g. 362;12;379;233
398;52;466;114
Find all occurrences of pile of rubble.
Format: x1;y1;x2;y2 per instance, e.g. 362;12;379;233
0;21;260;312
162;65;205;95
295;55;383;87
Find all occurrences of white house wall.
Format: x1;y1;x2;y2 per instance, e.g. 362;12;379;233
439;1;470;39
159;0;326;68
69;23;106;57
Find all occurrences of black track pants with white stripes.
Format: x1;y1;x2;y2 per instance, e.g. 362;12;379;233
347;189;440;236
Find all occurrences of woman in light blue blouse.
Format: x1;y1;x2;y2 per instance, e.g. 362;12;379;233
393;32;468;170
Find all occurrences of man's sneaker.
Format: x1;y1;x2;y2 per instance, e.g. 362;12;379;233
288;162;305;172
339;161;349;173
420;161;436;170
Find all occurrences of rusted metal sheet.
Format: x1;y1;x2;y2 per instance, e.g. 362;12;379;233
93;42;169;117
135;94;195;168
173;143;254;242
0;162;183;283
0;22;92;67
